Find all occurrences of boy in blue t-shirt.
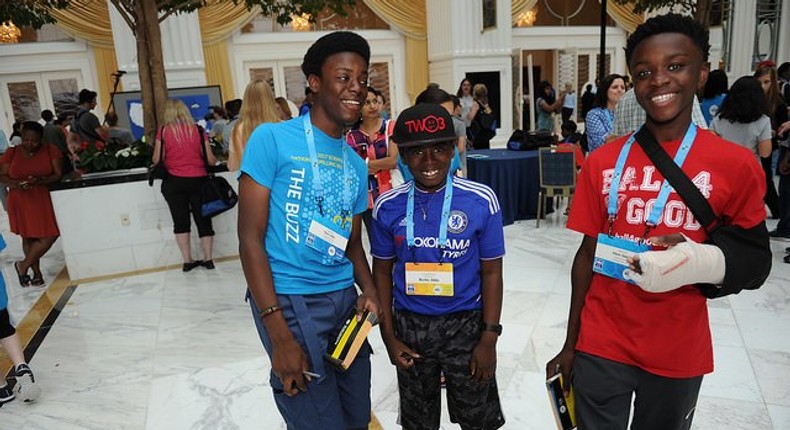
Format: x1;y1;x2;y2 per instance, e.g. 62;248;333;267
371;104;506;430
1;234;41;406
237;32;380;430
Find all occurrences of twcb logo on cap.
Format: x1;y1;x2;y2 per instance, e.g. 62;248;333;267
405;115;446;135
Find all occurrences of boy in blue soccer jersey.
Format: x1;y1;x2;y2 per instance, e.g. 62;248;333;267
371;104;506;430
237;32;380;430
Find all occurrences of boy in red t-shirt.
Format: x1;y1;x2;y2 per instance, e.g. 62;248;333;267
546;14;768;430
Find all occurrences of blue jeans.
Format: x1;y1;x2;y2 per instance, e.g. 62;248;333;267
247;287;371;430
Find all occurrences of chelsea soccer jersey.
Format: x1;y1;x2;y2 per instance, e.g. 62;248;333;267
371;177;505;316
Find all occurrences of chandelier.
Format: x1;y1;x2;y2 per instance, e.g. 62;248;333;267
516;9;538;27
0;21;22;44
291;13;312;32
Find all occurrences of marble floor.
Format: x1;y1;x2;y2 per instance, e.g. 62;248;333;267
1;209;790;430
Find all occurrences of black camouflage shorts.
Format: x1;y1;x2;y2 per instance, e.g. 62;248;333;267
393;309;505;430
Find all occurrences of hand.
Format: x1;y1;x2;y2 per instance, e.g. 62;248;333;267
626;233;686;274
470;340;497;382
545;348;575;396
382;334;422;370
356;292;381;322
270;337;311;396
779;120;790;137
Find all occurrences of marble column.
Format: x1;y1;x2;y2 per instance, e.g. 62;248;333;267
727;0;756;77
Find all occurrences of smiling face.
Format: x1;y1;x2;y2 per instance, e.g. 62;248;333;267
401;140;455;192
630;32;709;139
308;51;369;137
361;91;381;120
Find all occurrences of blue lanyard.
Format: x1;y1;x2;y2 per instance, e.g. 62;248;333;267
406;174;454;261
303;114;352;219
607;124;697;235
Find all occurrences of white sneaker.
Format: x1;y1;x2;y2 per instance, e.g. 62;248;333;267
13;364;41;403
0;382;15;406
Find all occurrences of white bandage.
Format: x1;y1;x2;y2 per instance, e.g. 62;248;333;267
624;235;726;294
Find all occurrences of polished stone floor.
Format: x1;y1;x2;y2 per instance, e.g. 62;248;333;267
1;208;789;429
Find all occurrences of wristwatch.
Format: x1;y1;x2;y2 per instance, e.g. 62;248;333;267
483;323;503;336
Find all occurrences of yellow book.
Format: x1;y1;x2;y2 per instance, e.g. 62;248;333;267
325;309;378;371
546;373;577;430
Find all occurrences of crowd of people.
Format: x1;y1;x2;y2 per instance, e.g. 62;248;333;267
1;12;789;430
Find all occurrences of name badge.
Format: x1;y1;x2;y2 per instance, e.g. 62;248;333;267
593;233;650;283
306;214;350;261
405;262;454;296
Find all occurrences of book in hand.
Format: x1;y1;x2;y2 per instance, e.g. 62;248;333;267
546;373;577;430
325;309;378;371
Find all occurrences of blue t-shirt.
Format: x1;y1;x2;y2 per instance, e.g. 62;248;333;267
240;117;368;295
371;177;505;316
701;94;726;127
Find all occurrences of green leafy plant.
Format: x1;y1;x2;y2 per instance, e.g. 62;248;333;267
77;138;153;173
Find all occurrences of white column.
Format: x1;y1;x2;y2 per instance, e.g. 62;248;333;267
108;1;206;91
426;0;513;144
728;0;756;77
778;0;790;63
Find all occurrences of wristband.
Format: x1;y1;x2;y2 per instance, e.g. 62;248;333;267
259;305;282;318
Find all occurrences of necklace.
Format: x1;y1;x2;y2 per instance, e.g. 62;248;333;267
416;189;439;221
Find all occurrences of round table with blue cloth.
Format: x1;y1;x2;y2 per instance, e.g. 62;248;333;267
466;149;550;225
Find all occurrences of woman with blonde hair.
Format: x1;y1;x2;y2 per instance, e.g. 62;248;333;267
468;83;496;149
228;80;281;170
152;99;217;272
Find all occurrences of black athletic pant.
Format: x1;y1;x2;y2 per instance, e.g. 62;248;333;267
573;352;703;430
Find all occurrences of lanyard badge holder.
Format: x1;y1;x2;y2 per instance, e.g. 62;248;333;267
302;114;354;261
593;125;697;283
404;175;456;296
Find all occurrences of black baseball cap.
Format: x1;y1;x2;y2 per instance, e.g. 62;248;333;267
391;104;456;148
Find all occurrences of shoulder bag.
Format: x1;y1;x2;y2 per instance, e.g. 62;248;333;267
634;127;772;298
198;125;238;218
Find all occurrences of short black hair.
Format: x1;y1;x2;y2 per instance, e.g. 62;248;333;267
41;109;54;122
561;120;577;133
301;31;370;78
415;87;453;105
22;121;44;137
717;76;768;124
78;89;97;104
703;69;728;99
105;111;119;126
778;62;790;79
225;99;242;117
626;13;710;67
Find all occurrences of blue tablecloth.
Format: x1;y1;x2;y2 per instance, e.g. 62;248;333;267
466;149;547;225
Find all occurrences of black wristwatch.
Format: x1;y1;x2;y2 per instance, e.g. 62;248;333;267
483;323;503;336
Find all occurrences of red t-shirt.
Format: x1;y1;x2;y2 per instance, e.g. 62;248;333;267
568;129;766;378
156;123;208;178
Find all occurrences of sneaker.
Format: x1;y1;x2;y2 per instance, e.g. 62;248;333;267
0;383;14;406
769;229;790;239
202;260;215;270
13;364;41;403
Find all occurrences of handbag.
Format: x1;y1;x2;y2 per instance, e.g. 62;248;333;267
147;127;168;186
198;125;238;218
634;127;772;298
